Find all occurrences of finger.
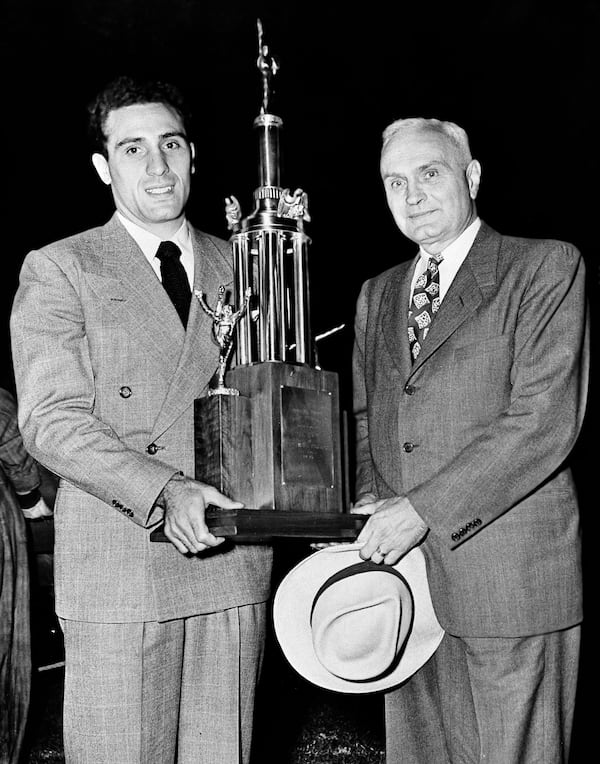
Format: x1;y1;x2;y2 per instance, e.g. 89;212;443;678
201;532;226;549
358;534;381;561
383;549;403;566
163;524;195;555
203;485;244;510
165;511;210;554
187;516;224;550
355;522;373;550
350;504;375;515
371;548;387;564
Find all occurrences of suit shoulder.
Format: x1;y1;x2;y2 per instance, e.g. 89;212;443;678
360;261;410;297
499;234;582;270
25;224;107;267
189;226;232;265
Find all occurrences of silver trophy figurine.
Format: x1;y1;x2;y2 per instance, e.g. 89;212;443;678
195;285;251;396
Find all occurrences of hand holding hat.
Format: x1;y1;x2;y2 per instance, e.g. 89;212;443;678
273;543;444;694
352;494;428;567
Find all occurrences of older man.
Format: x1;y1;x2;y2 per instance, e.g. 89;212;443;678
11;76;272;764
352;118;588;763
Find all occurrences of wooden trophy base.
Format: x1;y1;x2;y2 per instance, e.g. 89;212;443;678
194;361;352;541
150;361;359;544
149;508;368;544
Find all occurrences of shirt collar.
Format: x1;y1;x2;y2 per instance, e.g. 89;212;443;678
116;212;190;260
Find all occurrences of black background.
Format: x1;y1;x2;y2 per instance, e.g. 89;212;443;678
2;0;597;753
2;0;598;394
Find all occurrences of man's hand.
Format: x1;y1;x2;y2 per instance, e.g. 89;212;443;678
20;496;53;520
157;475;244;555
309;492;379;551
351;495;428;565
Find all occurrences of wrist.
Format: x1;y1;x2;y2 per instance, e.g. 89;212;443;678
156;471;186;507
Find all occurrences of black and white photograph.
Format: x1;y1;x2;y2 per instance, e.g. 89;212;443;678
1;1;596;762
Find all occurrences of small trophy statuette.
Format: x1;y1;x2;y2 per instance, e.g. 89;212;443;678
195;285;251;396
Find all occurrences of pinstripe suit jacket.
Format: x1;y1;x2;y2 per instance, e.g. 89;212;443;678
10;214;272;622
353;222;588;637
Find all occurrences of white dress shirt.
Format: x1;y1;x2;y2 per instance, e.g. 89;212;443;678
409;217;481;306
116;213;195;289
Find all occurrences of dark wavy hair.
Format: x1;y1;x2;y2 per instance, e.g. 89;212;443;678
88;75;192;157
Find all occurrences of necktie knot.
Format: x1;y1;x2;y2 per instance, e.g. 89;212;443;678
156;240;182;262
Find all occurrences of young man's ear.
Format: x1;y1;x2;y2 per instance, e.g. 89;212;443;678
190;142;196;175
92;153;112;185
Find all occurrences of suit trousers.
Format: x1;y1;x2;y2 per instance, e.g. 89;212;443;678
384;626;580;764
60;602;267;764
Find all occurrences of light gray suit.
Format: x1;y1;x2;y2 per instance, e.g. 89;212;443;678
10;214;272;762
353;222;589;761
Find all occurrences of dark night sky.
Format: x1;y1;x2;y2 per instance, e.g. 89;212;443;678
2;0;598;425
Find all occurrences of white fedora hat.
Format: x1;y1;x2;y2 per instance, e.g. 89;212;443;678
273;543;444;694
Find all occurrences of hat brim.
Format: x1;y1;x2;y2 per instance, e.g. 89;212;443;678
273;543;444;694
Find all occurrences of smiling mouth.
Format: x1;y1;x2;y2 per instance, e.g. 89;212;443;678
409;210;435;220
146;185;174;196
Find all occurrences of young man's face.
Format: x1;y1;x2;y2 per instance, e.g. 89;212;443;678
92;102;195;237
380;126;480;255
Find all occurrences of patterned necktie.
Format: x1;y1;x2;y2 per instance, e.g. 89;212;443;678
155;241;191;327
407;255;443;362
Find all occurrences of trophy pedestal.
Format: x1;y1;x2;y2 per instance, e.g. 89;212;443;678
192;361;350;539
149;508;368;544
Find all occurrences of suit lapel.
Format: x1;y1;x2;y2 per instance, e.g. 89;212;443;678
90;215;186;374
380;258;415;380
409;222;501;376
150;228;233;440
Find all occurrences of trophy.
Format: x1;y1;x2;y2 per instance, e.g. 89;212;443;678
153;20;366;542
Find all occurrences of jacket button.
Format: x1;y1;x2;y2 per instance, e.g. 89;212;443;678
404;384;415;395
119;386;132;399
402;442;414;453
146;443;159;455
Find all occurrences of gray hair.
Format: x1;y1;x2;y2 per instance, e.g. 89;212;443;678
382;117;473;167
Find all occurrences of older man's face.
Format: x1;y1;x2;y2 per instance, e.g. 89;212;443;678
380;127;481;255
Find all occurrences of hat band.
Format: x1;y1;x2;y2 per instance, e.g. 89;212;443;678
309;560;411;622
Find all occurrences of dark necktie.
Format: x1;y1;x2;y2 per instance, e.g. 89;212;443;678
407;255;443;362
155;241;191;327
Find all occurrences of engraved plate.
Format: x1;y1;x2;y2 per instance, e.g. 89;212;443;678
280;386;334;486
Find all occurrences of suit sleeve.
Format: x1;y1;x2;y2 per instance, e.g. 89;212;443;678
408;242;589;545
352;280;377;500
10;248;178;526
0;387;40;493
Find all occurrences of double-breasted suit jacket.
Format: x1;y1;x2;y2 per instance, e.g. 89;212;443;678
11;214;272;623
353;222;588;637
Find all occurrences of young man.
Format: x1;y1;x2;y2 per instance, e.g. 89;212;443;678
352;117;588;763
11;76;272;764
